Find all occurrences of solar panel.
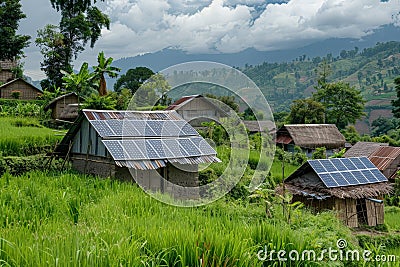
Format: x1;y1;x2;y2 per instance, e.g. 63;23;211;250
310;157;388;188
161;139;186;158
308;160;326;173
190;137;216;155
90;121;114;137
106;120;123;136
147;139;166;158
181;123;198;136
122;121;140;136
102;140;127;160
123;140;145;160
178;138;201;156
319;173;338;187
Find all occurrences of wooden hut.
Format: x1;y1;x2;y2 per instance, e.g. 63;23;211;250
368;146;400;181
276;124;346;157
344;141;388;158
282;157;392;227
53;109;220;193
0;78;42;100
165;95;228;126
44;92;80;121
242;120;276;134
0;60;17;83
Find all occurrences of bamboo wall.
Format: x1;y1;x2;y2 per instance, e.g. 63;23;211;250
0;80;42;100
52;94;79;119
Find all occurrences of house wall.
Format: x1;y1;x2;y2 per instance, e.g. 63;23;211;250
72;120;108;158
177;98;224;126
365;199;385;226
71;154;115;177
335;198;358;227
0;80;42;100
53;94;79;119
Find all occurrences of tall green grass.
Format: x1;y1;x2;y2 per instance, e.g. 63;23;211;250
0;117;62;156
0;171;357;266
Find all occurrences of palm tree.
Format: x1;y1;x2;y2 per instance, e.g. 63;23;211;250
93;51;120;96
61;62;95;100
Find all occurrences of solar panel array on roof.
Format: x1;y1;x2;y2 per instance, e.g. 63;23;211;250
308;157;388;188
102;137;215;160
89;120;199;138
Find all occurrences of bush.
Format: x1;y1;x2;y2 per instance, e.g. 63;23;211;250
0;154;63;176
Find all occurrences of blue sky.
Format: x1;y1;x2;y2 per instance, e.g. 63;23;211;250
19;0;400;80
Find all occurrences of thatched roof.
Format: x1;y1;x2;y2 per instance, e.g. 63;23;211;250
0;60;17;70
0;78;42;93
243;120;276;133
344;141;388;158
276;124;345;149
281;158;393;199
59;103;81;120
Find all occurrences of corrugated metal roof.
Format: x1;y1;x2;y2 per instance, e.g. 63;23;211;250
344;141;388;158
368;146;400;171
165;95;199;110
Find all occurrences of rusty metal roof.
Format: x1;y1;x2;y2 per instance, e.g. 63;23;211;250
165;95;198;110
368;146;400;171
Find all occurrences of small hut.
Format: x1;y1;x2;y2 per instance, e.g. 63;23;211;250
44;92;80;121
282;157;392;227
368;146;400;181
344;141;388;158
242;120;276;134
165;95;228;126
276;124;345;157
0;78;42;100
54;109;220;193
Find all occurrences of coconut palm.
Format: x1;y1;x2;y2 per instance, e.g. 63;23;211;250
93;51;120;96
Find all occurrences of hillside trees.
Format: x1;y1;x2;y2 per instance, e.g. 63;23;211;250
114;67;154;94
37;0;109;90
287;98;325;124
391;77;400;118
0;0;30;61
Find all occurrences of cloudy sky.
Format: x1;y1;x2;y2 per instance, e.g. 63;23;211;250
19;0;400;80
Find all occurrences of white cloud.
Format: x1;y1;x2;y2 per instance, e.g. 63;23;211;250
18;0;400;80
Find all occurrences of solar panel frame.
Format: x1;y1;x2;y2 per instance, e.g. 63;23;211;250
330;172;349;187
90;120;114;137
370;169;388;182
308;160;327;174
319;173;338;187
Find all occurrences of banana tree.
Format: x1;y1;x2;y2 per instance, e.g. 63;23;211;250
93;51;120;96
61;62;95;101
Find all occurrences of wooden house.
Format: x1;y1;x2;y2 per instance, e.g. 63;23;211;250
368;146;400;181
344;141;388;158
0;60;17;83
242;120;276;134
44;92;80;121
276;124;346;157
281;157;392;227
165;95;228;126
54;109;220;195
0;78;42;100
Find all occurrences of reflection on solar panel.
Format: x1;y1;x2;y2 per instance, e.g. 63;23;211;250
308;157;388;188
90;121;114;137
103;137;216;160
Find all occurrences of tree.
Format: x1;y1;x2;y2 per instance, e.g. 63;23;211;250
287;98;325;124
61;62;95;98
131;73;170;107
114;67;154;94
392;77;400;118
92;51;120;96
35;25;71;91
43;0;109;81
0;0;30;60
313;82;365;129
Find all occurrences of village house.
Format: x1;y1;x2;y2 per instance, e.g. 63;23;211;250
53;109;220;194
0;60;16;83
242;120;276;134
165;95;228;126
276;124;346;157
344;141;388;158
0;78;42;100
44;92;80;121
282;157;392;227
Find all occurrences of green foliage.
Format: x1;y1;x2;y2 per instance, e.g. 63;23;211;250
10;90;20;99
371;117;400;137
385;177;400;207
287;98;325;124
392;77;400;118
35;24;71;90
92;51;120;96
312;147;326;159
114;67;154;94
61;62;96;98
82;93;116;110
109;88;132;110
205;93;239;113
329;148;346;158
0;0;30;60
313;81;365;129
0;170;358;266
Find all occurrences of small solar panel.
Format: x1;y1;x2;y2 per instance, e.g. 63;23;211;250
308;160;327;173
341;171;359;185
181;123;198;136
319;173;338;187
106;120;123;136
190;137;216;155
352;170;369;184
147;139;166;158
123;140;145;160
161;139;185;158
348;158;366;169
330;159;347;171
330;172;349;186
370;169;388;182
90;121;114;137
361;170;379;183
340;158;358;170
322;161;337;172
131;120;146;135
122;121;140;136
102;140;127;160
360;157;377;169
145;121;161;136
178;138;201;156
